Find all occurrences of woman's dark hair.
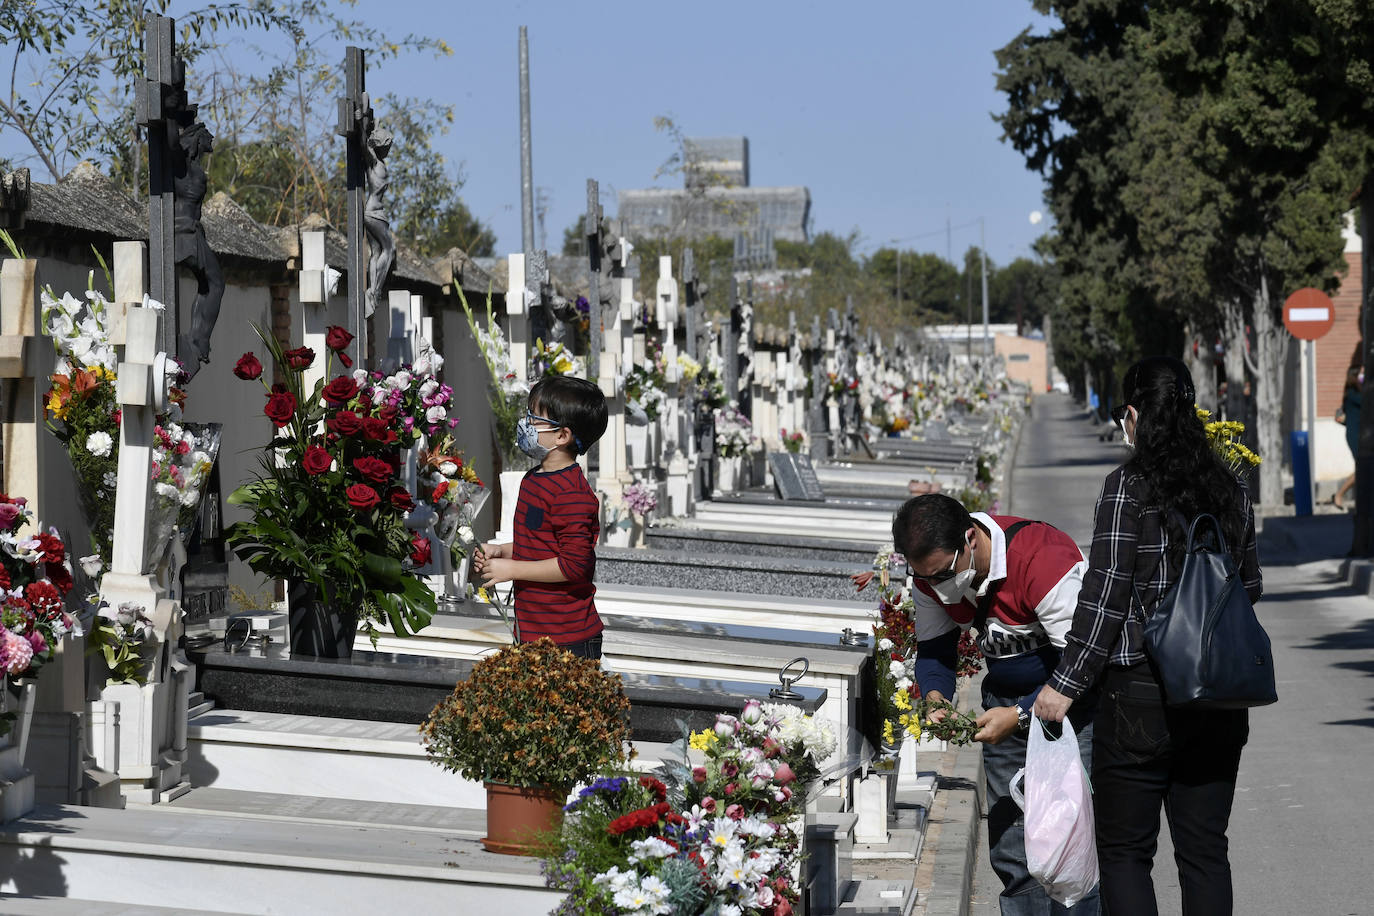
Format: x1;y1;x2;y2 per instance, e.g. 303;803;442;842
893;494;974;563
1121;356;1245;562
529;376;608;455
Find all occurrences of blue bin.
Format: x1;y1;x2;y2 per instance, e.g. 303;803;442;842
1290;430;1312;517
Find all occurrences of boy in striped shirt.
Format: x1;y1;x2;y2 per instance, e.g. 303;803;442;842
474;376;609;659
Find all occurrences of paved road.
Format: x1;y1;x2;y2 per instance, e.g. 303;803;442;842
970;393;1374;914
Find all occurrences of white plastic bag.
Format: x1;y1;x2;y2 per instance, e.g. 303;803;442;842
1009;714;1098;906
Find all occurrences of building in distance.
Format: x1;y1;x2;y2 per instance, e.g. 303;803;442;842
618;136;810;244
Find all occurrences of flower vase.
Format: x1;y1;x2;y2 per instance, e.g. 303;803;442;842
603;516;632;548
481;781;565;855
716;455;741;492
0;678;38;822
626;423;649;469
497;470;526;542
629;511;650;549
287;579;358;659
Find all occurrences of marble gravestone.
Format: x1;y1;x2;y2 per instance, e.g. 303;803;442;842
767;452;826;502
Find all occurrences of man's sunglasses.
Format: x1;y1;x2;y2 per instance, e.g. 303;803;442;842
912;547;962;583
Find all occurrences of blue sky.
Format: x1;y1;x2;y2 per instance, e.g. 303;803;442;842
5;0;1057;266
418;0;1058;265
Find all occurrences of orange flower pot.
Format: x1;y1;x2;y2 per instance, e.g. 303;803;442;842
481;781;565;855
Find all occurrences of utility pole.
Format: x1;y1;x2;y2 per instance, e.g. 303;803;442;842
518;26;535;256
980;217;990;358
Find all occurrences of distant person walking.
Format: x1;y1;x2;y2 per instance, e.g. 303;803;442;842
1334;365;1361;511
1034;356;1262;916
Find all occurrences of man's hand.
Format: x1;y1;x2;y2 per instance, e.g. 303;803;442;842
923;690;950;724
974;706;1020;744
1033;685;1073;723
479;557;516;587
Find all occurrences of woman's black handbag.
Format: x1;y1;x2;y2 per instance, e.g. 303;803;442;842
1142;513;1278;709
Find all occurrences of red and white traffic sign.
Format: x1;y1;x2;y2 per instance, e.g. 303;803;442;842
1283;287;1336;340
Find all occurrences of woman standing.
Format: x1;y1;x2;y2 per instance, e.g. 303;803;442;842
1034;356;1262;915
1334;366;1361;510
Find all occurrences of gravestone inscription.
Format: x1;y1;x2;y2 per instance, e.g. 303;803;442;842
768;452;826;502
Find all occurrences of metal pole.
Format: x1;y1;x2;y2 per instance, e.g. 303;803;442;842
980;217;990;358
518;26;535;256
1306;338;1318;512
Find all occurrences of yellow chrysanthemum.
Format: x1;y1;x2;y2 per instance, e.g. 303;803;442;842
688;729;717;752
882;720;895;745
899;713;920;739
894;690;912;711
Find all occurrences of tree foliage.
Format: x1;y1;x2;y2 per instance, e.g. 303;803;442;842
1;0;495;257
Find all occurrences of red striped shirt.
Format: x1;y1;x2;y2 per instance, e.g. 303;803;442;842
512;463;603;644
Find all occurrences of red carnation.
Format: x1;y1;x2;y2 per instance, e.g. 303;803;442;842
264;385;297;428
46;563;72;596
283;346;315;370
639;775;668;804
302;444;333;476
233;353;263;381
25;581;62;616
409;533;431;566
351;456;393;485
327;410;364;437
322;375;358;406
325;325;354;352
390;487;416;511
345;483;380;510
432;480;450;500
35;532;64;565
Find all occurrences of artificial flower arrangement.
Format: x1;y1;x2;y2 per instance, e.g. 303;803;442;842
224;324;443;644
417;431;487;571
675;354;702;383
0;492;80;735
714;404;757;458
623;481;659;518
1196;408;1262;474
779;429;805;455
40;281;214;563
459;287;529;468
694;359;729;411
532;337;585;380
827;371;858;400
544;699;837;916
420;638;631;790
88;601;155;685
624;358;667;423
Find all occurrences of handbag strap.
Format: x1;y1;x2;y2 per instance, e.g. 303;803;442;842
974;520;1034;635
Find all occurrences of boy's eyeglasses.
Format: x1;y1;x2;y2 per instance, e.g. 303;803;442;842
1110;404;1132;428
525;411;563;430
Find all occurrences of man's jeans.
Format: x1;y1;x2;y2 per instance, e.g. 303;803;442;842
982;684;1100;915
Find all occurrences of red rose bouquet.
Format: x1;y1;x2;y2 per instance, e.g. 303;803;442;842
224;325;439;643
0;492;80;736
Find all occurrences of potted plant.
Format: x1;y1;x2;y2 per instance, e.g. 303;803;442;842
224;325;447;657
421;639;631;855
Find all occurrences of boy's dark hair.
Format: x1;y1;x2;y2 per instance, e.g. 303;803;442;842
529;376;608;455
892;494;974;563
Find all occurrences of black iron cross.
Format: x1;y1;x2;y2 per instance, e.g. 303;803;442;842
336;46;370;369
134;14;181;357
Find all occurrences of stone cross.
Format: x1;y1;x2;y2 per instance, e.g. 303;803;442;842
133;14;181;358
98;302;192;804
297;229;332;396
723;276;739;405
336;45;371;368
506;252;531;389
735;279;755;420
809;314;829;460
585;179;604;380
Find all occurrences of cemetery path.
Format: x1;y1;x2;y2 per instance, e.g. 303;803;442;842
968;393;1374;914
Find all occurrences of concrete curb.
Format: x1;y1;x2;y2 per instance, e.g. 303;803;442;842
914;680;985;916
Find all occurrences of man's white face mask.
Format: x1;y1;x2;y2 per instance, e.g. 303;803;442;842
930;533;978;605
1113;404;1138;449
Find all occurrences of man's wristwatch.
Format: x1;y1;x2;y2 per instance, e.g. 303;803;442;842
1016;705;1032;733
